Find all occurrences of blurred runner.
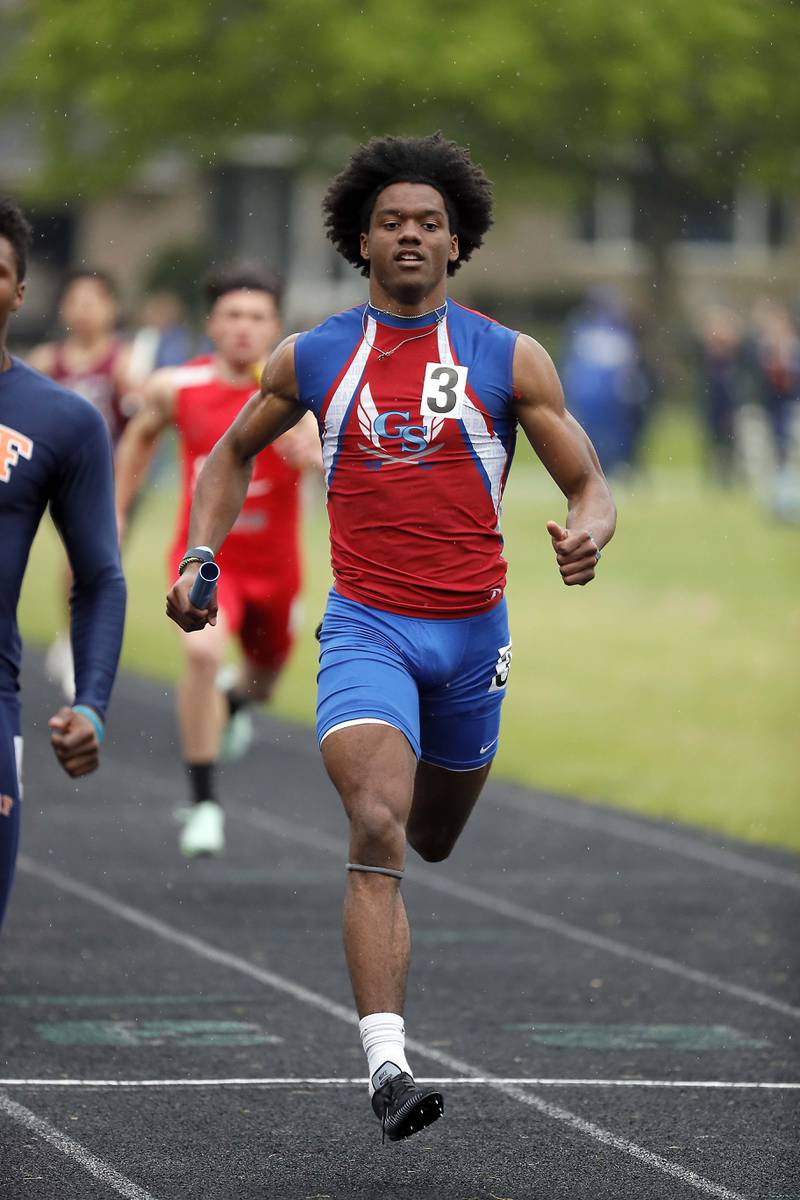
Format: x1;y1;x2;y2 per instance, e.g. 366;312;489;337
28;268;133;697
167;135;616;1141
561;288;655;475
695;304;743;484
0;197;126;930
116;262;320;858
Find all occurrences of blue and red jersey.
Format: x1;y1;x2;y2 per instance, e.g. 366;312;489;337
294;301;519;618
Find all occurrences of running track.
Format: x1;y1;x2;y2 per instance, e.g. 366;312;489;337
2;653;798;1199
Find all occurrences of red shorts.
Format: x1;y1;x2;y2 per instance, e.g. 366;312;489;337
170;549;300;673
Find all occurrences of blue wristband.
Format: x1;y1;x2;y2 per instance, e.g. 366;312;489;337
72;705;105;745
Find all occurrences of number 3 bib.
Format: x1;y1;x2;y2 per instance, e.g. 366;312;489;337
420;362;469;420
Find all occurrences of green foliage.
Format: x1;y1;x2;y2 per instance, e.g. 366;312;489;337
4;0;799;198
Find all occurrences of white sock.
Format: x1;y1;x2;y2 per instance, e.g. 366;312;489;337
359;1012;412;1095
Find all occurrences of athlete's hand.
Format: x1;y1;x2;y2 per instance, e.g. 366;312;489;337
546;521;601;586
49;707;100;778
165;563;218;631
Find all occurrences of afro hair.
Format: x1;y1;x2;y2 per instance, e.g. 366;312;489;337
323;133;493;277
0;196;33;282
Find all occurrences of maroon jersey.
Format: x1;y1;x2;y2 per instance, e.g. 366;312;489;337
50;339;129;447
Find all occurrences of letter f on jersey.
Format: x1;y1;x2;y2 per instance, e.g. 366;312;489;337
0;424;34;483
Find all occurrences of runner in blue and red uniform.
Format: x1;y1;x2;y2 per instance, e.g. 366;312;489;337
167;135;616;1140
0;197;126;930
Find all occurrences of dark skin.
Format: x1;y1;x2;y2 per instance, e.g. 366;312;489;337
0;235;101;778
167;181;616;1018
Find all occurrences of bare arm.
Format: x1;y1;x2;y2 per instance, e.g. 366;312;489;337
114;368;176;531
513;334;616;585
167;334;307;630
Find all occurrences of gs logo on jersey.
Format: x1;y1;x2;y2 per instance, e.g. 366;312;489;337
0;424;34;484
356;363;468;466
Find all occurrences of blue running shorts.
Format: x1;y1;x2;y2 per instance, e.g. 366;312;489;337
0;695;22;929
317;589;512;770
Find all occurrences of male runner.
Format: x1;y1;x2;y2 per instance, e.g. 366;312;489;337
116;263;319;858
167;135;616;1139
0;197;126;929
29;268;132;696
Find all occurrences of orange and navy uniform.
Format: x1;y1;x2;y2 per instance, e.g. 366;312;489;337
0;358;126;927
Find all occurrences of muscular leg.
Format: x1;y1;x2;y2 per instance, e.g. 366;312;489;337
406;759;493;863
176;611;230;762
321;722;417;1018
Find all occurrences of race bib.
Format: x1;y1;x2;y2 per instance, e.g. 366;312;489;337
420;362;468;420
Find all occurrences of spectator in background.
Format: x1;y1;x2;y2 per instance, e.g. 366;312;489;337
695;304;743;484
27;269;133;698
28;268;132;443
561;288;655;476
127;290;194;385
749;298;800;471
747;298;800;522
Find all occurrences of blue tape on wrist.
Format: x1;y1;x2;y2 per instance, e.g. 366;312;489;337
72;705;105;745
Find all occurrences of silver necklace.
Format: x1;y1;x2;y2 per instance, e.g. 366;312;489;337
362;302;447;362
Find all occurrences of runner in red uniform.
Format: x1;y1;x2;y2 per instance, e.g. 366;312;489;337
116;262;320;856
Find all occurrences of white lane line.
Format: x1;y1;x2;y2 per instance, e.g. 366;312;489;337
499;792;800;891
241;809;800;1023
0;1092;160;1200
1;1077;798;1090
19;855;750;1200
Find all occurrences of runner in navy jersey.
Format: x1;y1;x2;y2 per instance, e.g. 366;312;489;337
0;197;126;930
167;135;616;1140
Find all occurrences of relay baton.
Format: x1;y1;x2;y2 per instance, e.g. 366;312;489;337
188;560;220;609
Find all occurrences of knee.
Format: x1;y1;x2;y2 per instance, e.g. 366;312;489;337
407;829;454;864
184;641;224;682
350;797;405;861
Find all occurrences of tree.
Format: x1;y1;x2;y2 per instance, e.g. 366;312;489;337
4;0;799;324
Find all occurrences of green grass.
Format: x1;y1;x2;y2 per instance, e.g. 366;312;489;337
18;408;800;851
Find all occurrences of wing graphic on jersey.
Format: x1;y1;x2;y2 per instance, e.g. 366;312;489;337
356;383;381;448
426;414;445;444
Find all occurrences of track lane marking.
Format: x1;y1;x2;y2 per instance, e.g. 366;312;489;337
1;1077;798;1090
18;855;751;1200
239;809;800;1022
0;1092;160;1200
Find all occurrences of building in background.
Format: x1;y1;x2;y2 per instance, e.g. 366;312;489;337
1;128;798;343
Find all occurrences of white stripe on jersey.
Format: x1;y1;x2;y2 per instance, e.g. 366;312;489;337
322;319;374;488
437;321;508;516
169;364;217;389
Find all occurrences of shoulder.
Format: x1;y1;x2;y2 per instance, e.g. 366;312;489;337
448;300;519;364
158;355;217;393
512;334;563;407
10;358;109;446
296;305;364;357
449;301;516;340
